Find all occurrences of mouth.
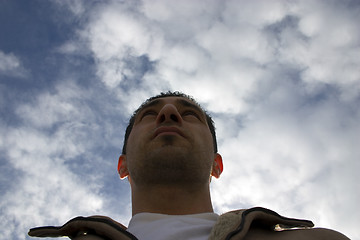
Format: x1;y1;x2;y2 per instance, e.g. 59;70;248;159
153;126;184;139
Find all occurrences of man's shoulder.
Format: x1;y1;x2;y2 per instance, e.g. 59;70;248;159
268;227;349;240
28;215;136;240
241;227;349;240
210;207;349;240
298;227;350;239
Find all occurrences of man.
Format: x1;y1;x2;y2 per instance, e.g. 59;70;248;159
29;91;349;239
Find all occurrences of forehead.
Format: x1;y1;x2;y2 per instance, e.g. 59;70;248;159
136;96;204;114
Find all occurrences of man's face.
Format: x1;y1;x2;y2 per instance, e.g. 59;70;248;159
122;96;218;187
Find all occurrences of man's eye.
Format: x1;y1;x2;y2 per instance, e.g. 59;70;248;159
141;111;157;119
182;111;200;119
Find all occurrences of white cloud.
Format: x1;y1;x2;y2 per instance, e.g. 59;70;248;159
285;0;360;100
51;0;87;16
0;51;28;78
223;0;288;26
16;81;91;129
212;92;360;236
0;81;110;239
0;125;104;239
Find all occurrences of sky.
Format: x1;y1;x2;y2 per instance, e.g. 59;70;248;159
0;0;359;239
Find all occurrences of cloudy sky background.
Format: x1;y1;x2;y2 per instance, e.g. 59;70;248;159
0;0;359;239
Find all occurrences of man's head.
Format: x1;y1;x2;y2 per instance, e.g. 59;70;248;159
122;91;218;154
118;91;223;187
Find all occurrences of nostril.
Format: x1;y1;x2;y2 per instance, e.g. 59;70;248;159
170;114;178;122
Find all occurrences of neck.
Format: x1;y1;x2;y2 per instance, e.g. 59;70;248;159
130;183;214;216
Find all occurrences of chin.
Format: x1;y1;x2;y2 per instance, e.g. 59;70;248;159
155;145;187;155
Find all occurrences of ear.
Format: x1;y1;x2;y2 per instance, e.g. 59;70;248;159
211;153;223;178
118;155;129;179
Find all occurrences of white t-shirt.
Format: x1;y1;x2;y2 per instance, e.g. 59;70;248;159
127;212;219;240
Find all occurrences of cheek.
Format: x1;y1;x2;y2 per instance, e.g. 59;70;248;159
126;126;150;154
195;128;215;151
126;130;141;155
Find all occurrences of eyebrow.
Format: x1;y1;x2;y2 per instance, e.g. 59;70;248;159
176;99;204;114
140;99;162;111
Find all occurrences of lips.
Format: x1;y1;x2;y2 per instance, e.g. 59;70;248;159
153;126;184;138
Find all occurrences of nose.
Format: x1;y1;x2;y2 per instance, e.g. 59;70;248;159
156;104;182;126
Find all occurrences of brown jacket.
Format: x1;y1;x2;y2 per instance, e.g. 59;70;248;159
28;207;349;240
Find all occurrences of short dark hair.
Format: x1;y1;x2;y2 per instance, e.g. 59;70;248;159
122;91;218;154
